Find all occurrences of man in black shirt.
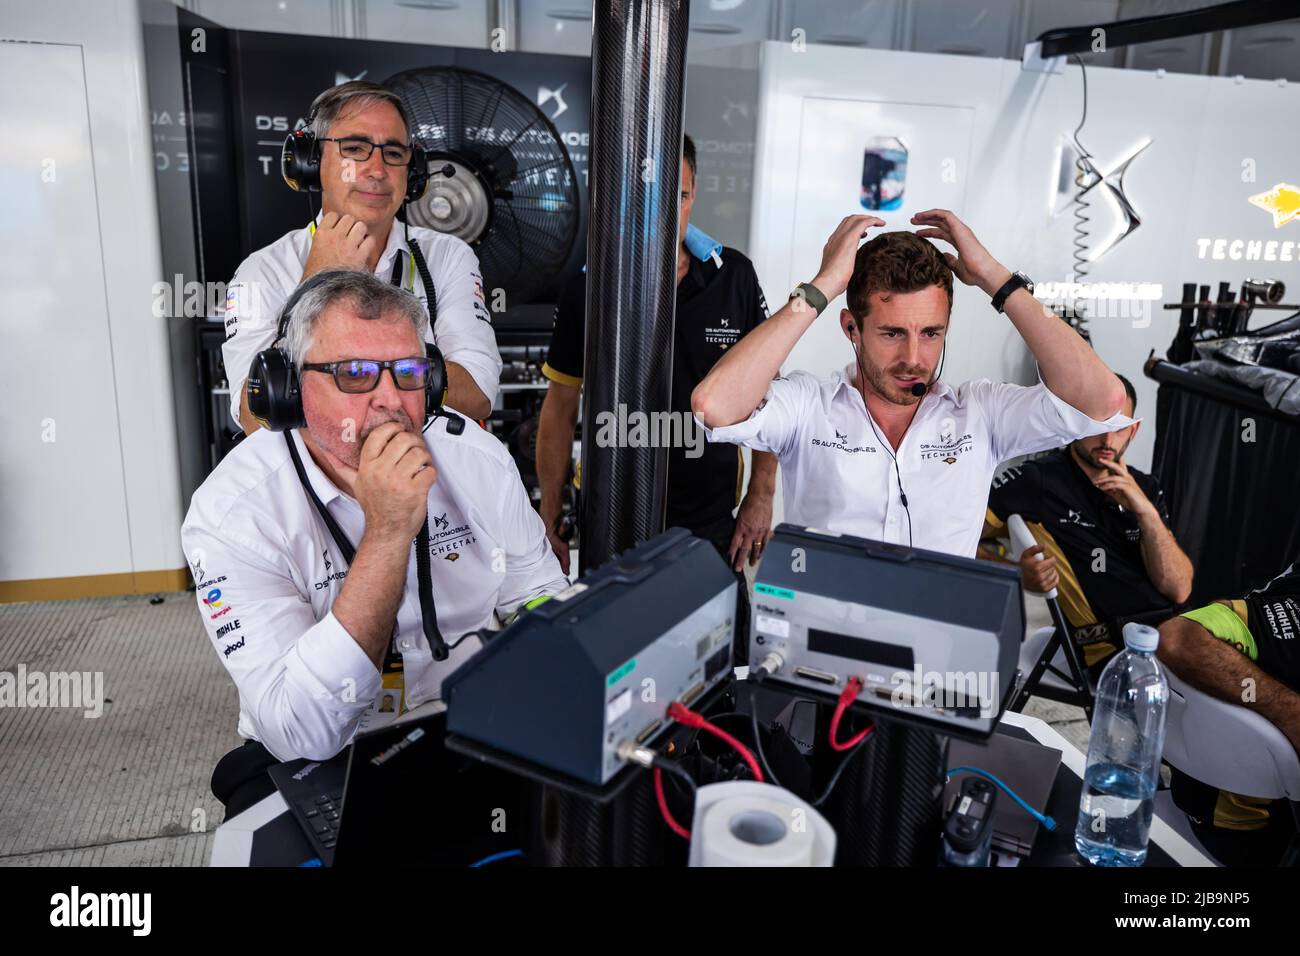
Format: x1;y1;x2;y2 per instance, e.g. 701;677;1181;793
980;375;1194;672
1156;562;1300;865
536;136;777;643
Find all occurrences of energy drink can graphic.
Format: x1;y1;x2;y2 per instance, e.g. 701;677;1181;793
861;136;907;211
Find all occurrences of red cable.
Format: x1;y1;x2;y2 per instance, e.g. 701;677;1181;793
653;767;691;840
830;677;873;751
666;701;764;783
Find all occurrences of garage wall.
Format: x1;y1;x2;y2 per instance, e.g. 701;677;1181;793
0;0;185;599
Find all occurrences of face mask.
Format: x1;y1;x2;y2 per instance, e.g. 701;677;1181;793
684;223;722;266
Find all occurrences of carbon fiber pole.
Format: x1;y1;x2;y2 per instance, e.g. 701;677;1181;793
579;0;690;573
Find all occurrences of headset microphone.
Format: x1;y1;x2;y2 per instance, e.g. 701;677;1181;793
910;381;927;397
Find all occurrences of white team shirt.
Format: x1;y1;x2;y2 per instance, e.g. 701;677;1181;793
222;217;501;425
699;365;1137;557
180;418;567;762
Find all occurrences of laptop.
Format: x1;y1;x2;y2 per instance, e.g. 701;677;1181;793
268;706;528;866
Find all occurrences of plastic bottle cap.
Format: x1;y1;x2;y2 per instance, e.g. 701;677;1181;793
1123;622;1160;653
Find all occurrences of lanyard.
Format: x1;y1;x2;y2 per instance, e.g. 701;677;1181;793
285;432;442;672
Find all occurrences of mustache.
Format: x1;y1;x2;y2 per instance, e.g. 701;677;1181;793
886;363;929;378
359;408;417;440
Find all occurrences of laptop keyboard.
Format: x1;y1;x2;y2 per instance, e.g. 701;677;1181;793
294;790;344;854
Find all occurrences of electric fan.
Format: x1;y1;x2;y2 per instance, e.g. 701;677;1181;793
385;67;580;305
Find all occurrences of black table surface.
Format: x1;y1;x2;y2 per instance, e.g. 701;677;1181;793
242;721;1182;868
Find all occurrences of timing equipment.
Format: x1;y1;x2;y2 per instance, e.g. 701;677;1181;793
444;528;737;787
748;525;1024;739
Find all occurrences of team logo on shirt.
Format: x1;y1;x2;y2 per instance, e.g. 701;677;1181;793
1060;509;1097;529
704;319;741;348
810;430;877;454
315;547;347;590
428;510;477;560
919;417;974;464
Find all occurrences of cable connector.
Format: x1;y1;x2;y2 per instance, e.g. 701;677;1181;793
615;739;657;768
752;651;784;682
668;702;764;782
829;677;872;752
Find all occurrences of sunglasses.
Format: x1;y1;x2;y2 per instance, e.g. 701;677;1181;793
300;357;431;393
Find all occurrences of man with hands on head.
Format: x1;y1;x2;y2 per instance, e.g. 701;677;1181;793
691;210;1134;557
223;80;499;433
185;271;566;816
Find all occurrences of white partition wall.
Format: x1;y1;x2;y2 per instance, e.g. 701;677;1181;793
745;40;1300;510
0;0;185;600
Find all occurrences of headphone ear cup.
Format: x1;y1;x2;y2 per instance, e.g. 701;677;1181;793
405;143;429;204
247;348;307;432
281;130;321;193
424;342;447;420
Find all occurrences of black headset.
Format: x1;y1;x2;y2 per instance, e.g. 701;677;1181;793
246;270;452;433
281;110;429;204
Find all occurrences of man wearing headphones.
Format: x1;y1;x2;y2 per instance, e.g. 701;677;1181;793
184;271;566;816
692;211;1133;557
223;80;499;433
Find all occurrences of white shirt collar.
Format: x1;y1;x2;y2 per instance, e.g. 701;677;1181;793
290;429;348;508
829;362;953;405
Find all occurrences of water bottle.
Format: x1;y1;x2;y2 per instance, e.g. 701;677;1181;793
1074;623;1169;866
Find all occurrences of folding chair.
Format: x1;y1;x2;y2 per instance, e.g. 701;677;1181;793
1004;514;1097;722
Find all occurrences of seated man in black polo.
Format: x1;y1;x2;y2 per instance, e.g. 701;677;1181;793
1157;562;1300;865
536;134;777;654
979;374;1194;675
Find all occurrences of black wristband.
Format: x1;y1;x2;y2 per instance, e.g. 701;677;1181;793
991;272;1033;313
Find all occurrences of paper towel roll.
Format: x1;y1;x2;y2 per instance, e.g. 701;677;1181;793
696;794;817;867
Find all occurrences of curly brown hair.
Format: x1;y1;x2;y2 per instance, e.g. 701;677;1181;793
846;231;953;325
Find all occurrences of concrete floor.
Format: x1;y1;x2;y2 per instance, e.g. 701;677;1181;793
0;591;1086;867
0;592;236;866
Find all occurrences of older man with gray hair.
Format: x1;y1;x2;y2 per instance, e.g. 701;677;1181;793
184;270;565;816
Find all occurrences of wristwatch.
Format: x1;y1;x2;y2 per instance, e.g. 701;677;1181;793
789;281;829;316
991;271;1034;313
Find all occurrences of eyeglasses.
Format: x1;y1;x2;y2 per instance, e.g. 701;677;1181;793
301;357;431;393
319;137;414;166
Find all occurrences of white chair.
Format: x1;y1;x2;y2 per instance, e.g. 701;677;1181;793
1162;667;1300;865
